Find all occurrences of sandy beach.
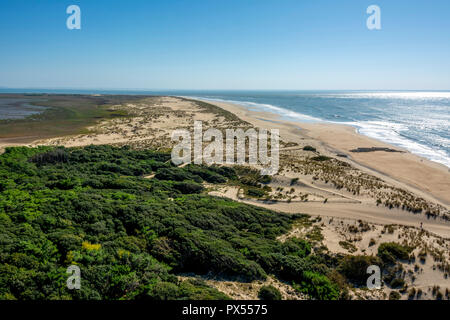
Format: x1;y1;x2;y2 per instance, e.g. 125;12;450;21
206;99;450;206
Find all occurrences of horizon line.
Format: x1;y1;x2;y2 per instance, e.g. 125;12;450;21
1;87;450;92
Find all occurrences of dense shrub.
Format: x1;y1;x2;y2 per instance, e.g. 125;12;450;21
0;146;356;300
258;285;282;300
303;146;316;152
173;182;204;194
390;278;405;289
155;167;202;183
338;255;382;286
281;238;311;258
187;165;227;184
246;187;266;198
30;148;68;165
234;166;271;186
310;156;332;162
294;271;339;300
389;291;401;300
378;242;412;264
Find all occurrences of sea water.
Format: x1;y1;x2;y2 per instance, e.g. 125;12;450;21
182;91;450;168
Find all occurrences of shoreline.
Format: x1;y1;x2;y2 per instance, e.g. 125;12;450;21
1;95;449;207
193;98;450;207
184;96;450;169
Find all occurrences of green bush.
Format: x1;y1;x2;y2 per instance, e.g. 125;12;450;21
187;165;227;184
378;242;412;264
233;166;271;186
246;187;266;198
389;291;401;300
295;271;339;300
281;238;311;258
338;255;382;286
310;156;332;162
390;278;405;289
258;285;282;300
155;167;202;183
303;146;316;152
173;181;204;194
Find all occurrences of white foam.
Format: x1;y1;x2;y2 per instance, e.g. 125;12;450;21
345;120;450;168
191;96;323;122
324;91;450;100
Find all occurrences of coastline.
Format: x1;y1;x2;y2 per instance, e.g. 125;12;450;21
1;95;449;238
196;98;450;207
2;95;449;299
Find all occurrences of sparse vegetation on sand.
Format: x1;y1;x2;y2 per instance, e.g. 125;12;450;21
280;215;450;300
279;148;448;220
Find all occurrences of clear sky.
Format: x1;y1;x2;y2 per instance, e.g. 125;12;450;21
0;0;449;90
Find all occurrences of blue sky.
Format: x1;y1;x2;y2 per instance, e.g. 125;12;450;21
0;0;449;90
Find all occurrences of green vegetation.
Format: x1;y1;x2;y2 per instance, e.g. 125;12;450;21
232;166;272;186
310;156;332;162
293;271;339;300
246;187;266;198
338;255;382;286
0;145;348;300
302;146;316;152
179;97;249;126
389;291;401;300
338;241;357;253
228;166;272;199
0;94;138;142
408;287;416;300
258;285;282;300
390;278;405;289
378;242;412;264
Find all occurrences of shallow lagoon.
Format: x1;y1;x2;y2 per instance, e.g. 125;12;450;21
0;98;48;120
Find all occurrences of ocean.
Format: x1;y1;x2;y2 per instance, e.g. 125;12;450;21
185;91;450;168
1;89;449;167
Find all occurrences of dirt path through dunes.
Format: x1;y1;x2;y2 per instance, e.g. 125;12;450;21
210;189;450;238
247;201;450;238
